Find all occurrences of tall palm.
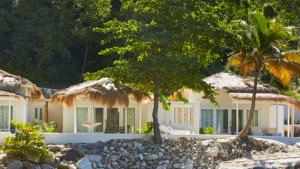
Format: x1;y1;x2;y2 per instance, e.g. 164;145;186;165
228;12;300;138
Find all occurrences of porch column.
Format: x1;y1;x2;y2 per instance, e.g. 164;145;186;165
287;105;290;137
8;100;11;132
292;105;295;137
236;103;239;135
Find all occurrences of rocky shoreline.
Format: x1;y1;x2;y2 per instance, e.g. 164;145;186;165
0;136;298;169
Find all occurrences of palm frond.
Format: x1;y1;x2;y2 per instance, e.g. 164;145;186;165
228;52;243;66
283;51;300;64
265;60;300;86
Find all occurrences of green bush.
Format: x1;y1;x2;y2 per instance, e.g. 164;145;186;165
138;122;153;134
203;127;216;134
33;119;58;132
42;121;58;133
0;121;52;161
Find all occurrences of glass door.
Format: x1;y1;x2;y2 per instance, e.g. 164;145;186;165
105;108;119;133
127;108;135;133
0;106;9;132
231;110;243;134
216;109;228;134
76;107;88;132
94;108;104;132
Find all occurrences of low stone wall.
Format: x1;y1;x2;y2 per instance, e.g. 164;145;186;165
44;133;145;144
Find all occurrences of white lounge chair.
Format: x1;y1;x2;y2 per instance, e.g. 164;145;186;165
159;124;191;135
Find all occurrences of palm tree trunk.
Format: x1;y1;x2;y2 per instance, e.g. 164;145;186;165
239;73;258;138
152;88;162;144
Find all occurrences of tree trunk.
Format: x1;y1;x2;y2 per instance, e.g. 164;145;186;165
152;89;162;144
239;73;259;138
80;41;88;82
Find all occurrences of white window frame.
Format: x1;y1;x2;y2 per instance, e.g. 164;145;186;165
34;107;44;121
173;105;192;125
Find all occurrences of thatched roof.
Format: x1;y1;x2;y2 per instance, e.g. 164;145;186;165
204;72;278;93
0;69;43;99
0;91;26;99
229;93;300;109
51;78;149;107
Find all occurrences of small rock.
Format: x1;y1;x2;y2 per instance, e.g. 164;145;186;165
85;154;102;165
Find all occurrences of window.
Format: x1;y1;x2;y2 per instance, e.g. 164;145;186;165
0;106;9;131
76;107;88;132
247;110;259;127
34;108;43;121
174;107;192;124
201;109;213;129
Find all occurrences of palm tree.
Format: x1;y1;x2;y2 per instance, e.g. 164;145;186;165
228;12;300;138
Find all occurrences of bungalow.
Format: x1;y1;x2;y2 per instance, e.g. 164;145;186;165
0;69;43;132
152;72;300;136
50;78;149;134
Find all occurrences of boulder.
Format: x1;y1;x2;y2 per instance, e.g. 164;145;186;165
63;148;80;161
76;157;92;169
41;164;55;169
7;160;23;169
58;161;73;169
25;152;42;163
23;161;35;169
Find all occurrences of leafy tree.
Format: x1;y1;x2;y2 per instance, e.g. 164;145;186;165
86;0;227;144
228;12;300;138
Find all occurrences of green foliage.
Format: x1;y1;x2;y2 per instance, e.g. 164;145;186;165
138;122;153;134
33;119;58;133
42;121;58;133
203;127;216;135
0;121;52;160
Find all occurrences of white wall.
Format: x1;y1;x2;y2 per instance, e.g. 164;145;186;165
28;100;46;123
48;101;63;132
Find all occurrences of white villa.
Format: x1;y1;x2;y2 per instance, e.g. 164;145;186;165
0;69;299;137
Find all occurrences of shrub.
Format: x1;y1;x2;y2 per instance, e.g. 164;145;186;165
33;119;58;133
42;121;58;133
139;122;153;134
0;121;52;161
203;127;216;134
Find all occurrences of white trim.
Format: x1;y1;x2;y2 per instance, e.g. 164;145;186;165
8;100;11;131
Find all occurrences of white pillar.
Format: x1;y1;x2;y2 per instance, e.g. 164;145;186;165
292;105;295;137
125;108;128;134
8;100;11;132
236;103;239;135
139;103;142;134
74;102;77;133
213;109;217;131
287;105;290;137
276;104;278;136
